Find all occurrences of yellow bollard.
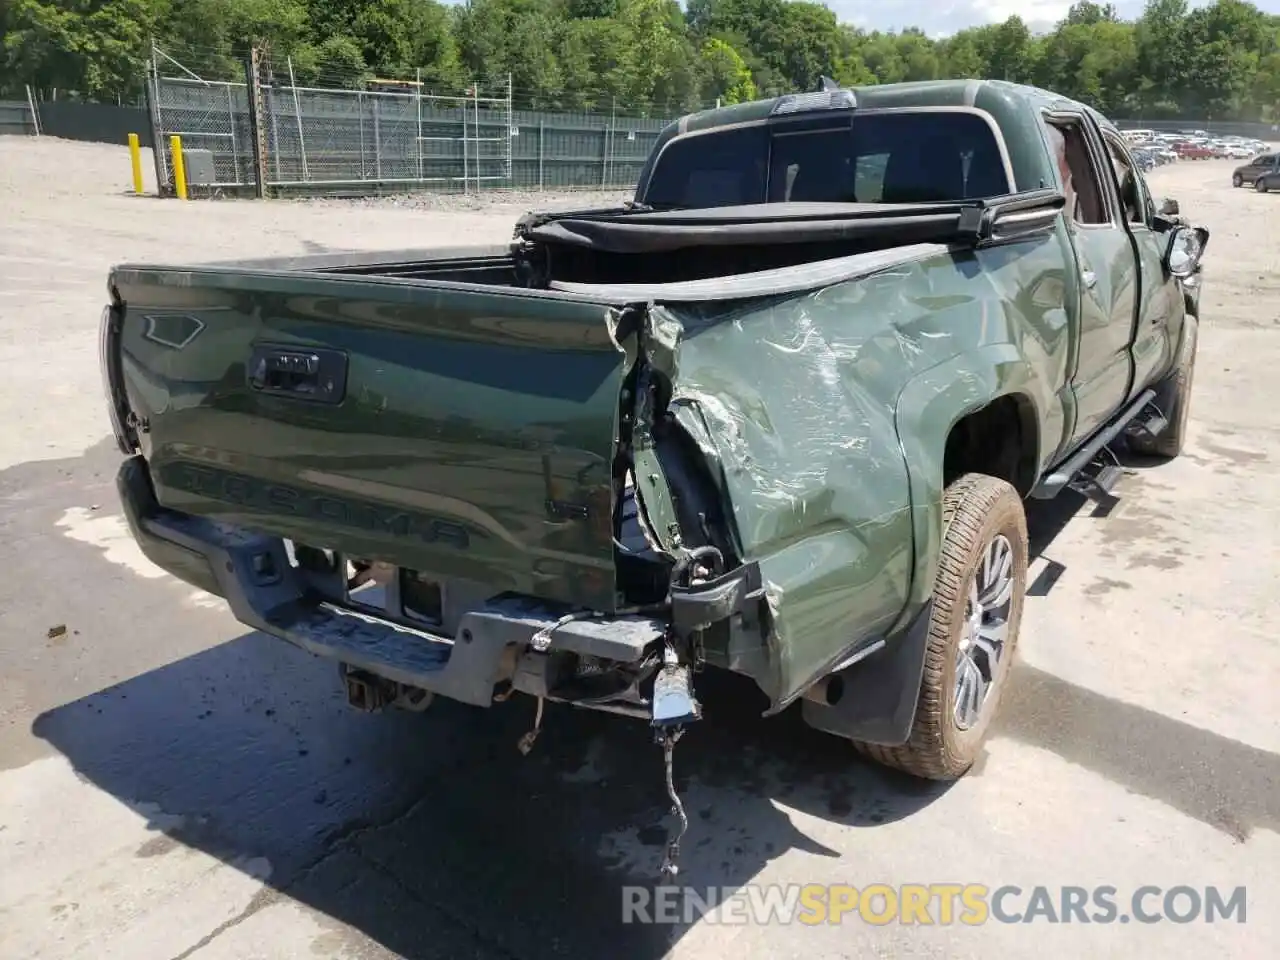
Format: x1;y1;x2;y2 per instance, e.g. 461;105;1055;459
128;133;144;195
169;134;188;201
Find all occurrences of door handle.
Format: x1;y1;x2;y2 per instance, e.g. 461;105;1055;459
1081;269;1097;289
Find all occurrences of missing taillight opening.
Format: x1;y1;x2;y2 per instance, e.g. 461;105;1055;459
400;570;444;626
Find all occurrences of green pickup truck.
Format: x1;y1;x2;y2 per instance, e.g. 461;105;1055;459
100;79;1207;873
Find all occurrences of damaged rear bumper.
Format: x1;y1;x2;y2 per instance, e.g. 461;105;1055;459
117;455;673;708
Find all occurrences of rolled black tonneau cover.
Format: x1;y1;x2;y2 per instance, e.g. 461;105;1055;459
517;192;1066;254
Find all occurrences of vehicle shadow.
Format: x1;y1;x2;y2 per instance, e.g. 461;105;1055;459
29;475;1280;958
31;628;947;958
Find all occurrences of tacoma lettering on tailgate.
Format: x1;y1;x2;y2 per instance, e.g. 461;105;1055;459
161;462;476;549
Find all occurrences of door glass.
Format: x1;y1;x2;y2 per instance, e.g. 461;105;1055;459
1047;121;1110;225
1106;138;1150;225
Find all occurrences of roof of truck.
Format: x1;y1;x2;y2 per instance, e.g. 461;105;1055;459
669;79;1096;135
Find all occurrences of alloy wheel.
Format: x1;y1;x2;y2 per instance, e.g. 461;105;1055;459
954;534;1015;730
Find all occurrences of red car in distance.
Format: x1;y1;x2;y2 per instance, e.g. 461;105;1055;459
1174;140;1215;160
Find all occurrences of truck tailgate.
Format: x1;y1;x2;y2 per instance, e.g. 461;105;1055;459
109;265;629;612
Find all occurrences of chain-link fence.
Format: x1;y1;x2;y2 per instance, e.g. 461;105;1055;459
150;75;253;188
257;83;514;189
146;48;679;197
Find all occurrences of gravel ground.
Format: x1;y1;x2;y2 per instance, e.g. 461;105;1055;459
1;136;1278;960
0;138;628;472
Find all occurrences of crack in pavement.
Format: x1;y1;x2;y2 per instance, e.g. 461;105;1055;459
279;726;511;893
350;843;532;960
167;887;279;960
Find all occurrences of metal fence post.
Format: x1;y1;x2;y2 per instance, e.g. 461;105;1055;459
24;85;41;136
245;47;269;198
287;57;308;182
146;48;168;191
373;97;382;181
538;119;544;191
358;92;366;180
269;88;281;181
416;68;424;183
225;83;240;184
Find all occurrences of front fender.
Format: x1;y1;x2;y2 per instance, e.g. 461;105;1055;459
890;344;1047;629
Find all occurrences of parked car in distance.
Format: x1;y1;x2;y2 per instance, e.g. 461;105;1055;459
1232;152;1280;191
1174;140;1215;160
1131;147;1158;171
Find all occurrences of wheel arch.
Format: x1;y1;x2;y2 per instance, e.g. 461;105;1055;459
891;346;1046;634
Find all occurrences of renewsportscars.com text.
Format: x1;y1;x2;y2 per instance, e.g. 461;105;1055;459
621;884;1247;926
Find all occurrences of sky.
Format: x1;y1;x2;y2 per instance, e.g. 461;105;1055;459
826;0;1280;36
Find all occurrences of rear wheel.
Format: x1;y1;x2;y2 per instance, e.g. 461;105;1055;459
852;474;1027;780
1256;177;1270;193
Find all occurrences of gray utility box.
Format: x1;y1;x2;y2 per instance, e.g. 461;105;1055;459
180;148;217;186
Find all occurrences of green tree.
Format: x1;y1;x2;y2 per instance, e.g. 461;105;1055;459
973;16;1038;83
3;0;170;98
1133;0;1193;114
5;0;1280;120
699;36;755;103
616;0;698;112
557;17;629;108
938;30;986;78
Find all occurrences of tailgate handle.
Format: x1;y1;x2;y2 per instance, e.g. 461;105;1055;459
248;345;347;404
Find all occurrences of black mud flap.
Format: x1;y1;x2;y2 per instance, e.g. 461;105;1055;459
800;600;933;746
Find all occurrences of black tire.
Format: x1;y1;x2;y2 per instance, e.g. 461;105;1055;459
1232;173;1243;188
1129;317;1198;460
1256;177;1269;193
853;474;1028;780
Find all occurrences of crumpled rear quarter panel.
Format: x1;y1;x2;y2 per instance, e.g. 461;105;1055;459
661;231;1072;704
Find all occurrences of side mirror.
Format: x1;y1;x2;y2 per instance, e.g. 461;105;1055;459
1158;197;1180;218
1165;225;1209;279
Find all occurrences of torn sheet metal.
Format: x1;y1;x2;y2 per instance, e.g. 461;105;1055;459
648;230;1075;704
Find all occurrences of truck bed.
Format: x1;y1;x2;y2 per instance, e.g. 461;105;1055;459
103;193;1061;619
209;194;1061;288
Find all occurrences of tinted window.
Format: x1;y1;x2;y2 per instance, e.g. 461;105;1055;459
642;111;1011;209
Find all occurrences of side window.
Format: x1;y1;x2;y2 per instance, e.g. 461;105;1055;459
1046;120;1110;226
854;153;890;202
1106;137;1150;226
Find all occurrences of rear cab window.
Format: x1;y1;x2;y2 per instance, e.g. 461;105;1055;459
641;111;1013;209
